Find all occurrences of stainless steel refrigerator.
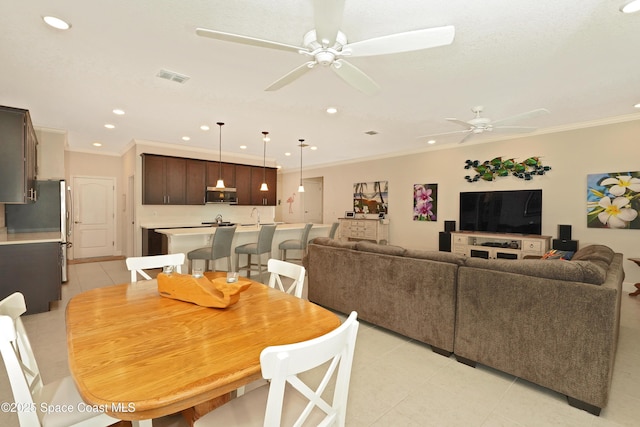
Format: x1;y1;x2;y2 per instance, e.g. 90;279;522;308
5;180;71;282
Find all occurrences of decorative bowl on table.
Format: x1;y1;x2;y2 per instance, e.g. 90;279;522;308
157;272;251;308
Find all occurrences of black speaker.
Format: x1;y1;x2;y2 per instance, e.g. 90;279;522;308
444;220;456;232
439;232;451;252
558;224;572;241
553;239;578;252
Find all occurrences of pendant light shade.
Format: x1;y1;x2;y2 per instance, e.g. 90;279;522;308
298;139;308;193
215;122;225;189
260;131;269;192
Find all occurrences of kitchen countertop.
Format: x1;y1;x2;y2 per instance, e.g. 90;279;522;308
155;223;325;236
0;232;62;245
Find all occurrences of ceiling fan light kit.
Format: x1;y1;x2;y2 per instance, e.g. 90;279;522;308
196;0;455;95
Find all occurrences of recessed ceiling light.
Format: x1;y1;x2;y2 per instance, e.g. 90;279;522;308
621;0;640;13
427;140;436;144
92;142;102;147
200;125;210;131
239;145;247;149
182;136;190;141
365;130;379;135
634;103;640;109
112;109;125;115
285;152;291;156
104;124;115;129
310;146;318;150
326;107;338;114
43;16;71;30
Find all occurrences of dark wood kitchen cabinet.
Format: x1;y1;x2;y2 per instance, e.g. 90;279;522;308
0;105;38;203
186;159;206;205
142;154;187;205
0;242;61;314
250;167;277;206
205;161;236;188
236;165;277;206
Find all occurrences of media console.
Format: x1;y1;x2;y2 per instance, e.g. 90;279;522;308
451;231;551;260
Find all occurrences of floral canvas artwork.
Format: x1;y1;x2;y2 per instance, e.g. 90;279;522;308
413;184;438;221
587;172;640;229
353;181;388;214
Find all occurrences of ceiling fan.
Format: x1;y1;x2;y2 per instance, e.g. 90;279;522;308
196;0;454;95
421;106;550;143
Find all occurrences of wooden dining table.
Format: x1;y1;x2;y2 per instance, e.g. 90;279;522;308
65;271;340;425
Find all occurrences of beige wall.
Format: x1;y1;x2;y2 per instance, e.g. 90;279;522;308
65;151;124;258
279;118;640;285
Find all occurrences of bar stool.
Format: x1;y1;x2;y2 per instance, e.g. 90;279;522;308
235;224;277;279
328;221;340;239
188;226;236;273
279;223;312;263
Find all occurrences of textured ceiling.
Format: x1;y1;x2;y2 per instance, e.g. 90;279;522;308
1;0;639;170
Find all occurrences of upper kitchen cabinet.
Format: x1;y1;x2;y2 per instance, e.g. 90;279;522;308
250;166;277;206
0;106;38;203
142;154;187;205
206;161;236;188
236;164;277;206
186;159;206;205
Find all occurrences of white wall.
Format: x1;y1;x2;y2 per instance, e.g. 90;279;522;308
279;118;640;285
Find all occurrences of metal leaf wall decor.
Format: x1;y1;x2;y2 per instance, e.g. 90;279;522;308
464;157;551;182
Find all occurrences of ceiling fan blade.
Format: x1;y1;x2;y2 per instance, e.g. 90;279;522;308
196;28;304;54
491;108;550;126
492;126;538;133
331;60;380;96
445;118;472;129
459;132;476;144
265;62;315;91
418;129;471;139
344;25;455;57
313;0;345;46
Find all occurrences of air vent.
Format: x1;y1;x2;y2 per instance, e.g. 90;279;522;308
156;69;190;84
365;130;379;135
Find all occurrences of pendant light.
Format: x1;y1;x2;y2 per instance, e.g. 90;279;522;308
260;131;269;192
215;122;225;189
298;139;308;193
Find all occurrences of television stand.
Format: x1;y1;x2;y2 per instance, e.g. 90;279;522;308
451;231;551;260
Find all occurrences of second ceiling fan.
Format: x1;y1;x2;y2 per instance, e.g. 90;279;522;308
421;106;550;144
196;0;455;95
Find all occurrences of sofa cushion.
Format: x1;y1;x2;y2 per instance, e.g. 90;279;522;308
404;249;466;266
355;241;406;257
463;257;607;285
572;244;615;265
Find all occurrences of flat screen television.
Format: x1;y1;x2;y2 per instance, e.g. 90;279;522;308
459;189;542;235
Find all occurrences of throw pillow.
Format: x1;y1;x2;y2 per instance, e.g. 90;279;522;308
541;249;575;260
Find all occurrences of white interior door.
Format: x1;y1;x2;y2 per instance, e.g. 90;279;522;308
73;176;115;259
303;177;323;224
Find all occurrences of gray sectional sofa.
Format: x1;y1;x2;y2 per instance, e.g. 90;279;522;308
305;238;624;415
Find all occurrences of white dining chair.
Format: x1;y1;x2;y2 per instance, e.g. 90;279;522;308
125;253;185;282
267;258;306;298
0;292;119;427
194;311;359;427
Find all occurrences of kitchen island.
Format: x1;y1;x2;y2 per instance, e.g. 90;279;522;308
154;223;330;273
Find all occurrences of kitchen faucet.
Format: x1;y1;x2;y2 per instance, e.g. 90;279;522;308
215;214;223;224
251;207;260;226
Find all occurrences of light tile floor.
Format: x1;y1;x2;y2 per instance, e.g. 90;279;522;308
1;260;639;426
